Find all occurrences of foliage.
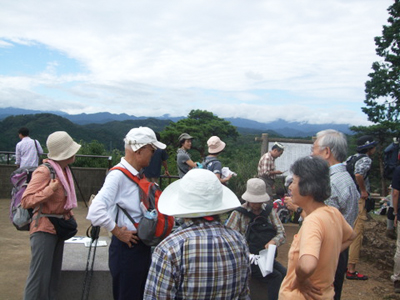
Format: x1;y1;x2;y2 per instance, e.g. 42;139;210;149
363;0;400;129
161;109;239;158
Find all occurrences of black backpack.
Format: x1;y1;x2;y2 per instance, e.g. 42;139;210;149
346;154;367;183
383;142;399;180
235;204;276;254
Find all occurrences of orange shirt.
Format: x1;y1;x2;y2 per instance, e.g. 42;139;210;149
21;165;73;235
279;206;353;300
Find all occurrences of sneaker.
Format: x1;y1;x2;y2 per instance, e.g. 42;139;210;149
395;281;400;293
346;271;368;280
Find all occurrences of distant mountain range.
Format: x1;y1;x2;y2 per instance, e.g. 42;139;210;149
0;107;354;137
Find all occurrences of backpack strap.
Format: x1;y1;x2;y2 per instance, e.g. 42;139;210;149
110;166;143;229
235;203;273;221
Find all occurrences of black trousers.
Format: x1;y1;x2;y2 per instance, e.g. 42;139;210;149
334;248;349;300
109;235;151;300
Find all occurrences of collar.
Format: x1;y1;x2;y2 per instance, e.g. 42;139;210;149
120;157;140;176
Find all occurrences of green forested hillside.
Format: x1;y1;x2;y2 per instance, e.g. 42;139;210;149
0;114;171;151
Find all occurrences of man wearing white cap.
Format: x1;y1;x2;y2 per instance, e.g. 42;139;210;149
258;142;285;198
144;169;251;299
87;127;166;300
203;136;232;184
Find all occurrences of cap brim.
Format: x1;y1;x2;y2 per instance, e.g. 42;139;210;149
241;192;270;203
152;141;166;149
158;180;241;218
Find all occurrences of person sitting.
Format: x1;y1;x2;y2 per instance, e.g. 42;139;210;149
226;178;287;300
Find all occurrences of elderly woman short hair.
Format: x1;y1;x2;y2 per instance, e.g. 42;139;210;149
279;156;356;299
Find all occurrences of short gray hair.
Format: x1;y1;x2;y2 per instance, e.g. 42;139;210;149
291;156;331;203
316;129;347;163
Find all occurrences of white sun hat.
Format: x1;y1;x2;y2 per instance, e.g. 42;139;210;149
242;178;270;203
207;136;226;154
47;131;81;161
158;169;241;218
124;127;166;152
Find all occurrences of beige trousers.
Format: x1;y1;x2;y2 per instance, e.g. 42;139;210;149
348;198;368;264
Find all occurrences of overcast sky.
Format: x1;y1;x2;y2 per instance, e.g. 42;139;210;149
0;0;394;125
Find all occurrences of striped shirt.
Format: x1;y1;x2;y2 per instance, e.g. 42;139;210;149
226;203;286;248
257;152;276;179
15;137;43;168
325;163;359;227
144;220;251;300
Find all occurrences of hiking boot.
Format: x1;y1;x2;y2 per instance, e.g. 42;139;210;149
386;229;397;240
346;271;368;280
394;281;400;293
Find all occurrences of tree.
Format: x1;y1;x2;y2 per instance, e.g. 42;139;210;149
161;109;239;158
363;0;400;130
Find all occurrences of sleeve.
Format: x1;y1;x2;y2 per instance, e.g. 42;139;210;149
15;143;21;165
161;150;168;161
212;160;222;174
354;157;371;176
298;217;323;260
269;209;286;247
21;166;55;209
36;140;44;155
86;171;121;232
144;246;177;300
225;210;246;236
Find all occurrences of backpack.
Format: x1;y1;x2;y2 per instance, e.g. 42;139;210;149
383;142;399;180
10;163;55;231
111;166;174;247
345;154;367;183
235;204;277;254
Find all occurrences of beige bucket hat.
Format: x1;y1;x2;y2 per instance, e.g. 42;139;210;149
158;169;241;218
242;178;270;203
47;131;81;161
207;136;226;154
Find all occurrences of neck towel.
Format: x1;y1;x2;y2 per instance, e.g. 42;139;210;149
44;159;77;210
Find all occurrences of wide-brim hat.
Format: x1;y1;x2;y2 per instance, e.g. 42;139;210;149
125;127;166;152
178;133;194;142
158;169;241;218
207;136;226;154
47;131;81;161
356;135;377;151
242;178;270;203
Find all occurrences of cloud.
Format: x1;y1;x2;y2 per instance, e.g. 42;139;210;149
0;0;394;126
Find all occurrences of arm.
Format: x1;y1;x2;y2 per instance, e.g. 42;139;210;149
162;160;170;176
267;209;286;247
215;172;232;184
290;255;322;299
21;166;59;209
285;196;307;218
355;174;368;199
341;230;356;252
185;159;197;168
15;143;21;167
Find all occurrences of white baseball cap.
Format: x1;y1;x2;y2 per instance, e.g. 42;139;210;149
124;127;166;152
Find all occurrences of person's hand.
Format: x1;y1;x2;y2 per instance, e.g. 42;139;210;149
275;170;283;175
285;196;298;212
265;240;276;249
112;226;140;248
165;170;170;177
49;178;61;192
290;277;322;300
360;190;368;200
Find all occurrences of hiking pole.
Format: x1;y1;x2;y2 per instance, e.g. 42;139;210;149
81;225;100;300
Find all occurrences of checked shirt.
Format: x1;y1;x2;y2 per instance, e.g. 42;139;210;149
144;220;251;300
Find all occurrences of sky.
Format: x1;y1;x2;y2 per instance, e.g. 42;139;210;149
0;0;394;126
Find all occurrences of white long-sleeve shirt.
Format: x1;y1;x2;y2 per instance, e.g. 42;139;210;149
87;158;142;232
16;137;43;168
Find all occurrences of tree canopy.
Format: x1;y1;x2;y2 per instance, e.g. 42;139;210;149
161;109;239;158
363;0;400;131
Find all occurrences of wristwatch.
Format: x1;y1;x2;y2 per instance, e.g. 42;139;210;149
296;207;303;214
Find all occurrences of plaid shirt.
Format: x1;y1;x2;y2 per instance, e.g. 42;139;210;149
226;203;286;249
257;152;276;179
144;220;251;300
325;163;359;227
